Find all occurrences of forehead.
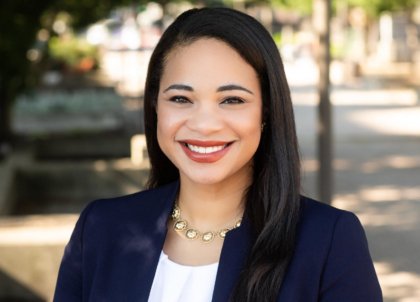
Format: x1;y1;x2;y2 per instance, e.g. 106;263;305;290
160;38;260;91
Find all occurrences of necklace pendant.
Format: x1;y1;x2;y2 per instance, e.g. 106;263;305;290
173;218;187;231
171;205;180;220
234;218;242;228
185;228;200;240
218;228;231;239
202;231;215;243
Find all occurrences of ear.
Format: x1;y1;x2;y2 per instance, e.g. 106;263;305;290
262;106;269;123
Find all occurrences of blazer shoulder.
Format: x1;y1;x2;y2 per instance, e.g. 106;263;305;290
295;195;365;258
299;195;359;229
79;180;179;229
279;197;381;300
93;180;178;211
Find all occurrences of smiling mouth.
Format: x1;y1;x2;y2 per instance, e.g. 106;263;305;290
183;142;233;154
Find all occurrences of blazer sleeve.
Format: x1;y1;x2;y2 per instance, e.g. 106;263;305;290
53;200;97;302
319;211;383;302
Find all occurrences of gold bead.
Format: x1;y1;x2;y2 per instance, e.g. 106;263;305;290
202;231;215;243
171;206;180;220
218;228;231;239
234;218;242;228
185;228;199;240
173;219;187;231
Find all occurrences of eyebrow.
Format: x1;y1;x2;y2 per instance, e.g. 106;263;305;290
163;84;253;95
163;84;193;93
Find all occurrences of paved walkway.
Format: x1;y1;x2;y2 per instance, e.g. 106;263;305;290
288;61;420;302
299;140;420;302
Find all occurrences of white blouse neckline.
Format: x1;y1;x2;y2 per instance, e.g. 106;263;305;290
161;250;220;269
148;249;220;301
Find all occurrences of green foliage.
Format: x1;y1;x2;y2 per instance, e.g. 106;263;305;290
269;0;418;18
45;0;140;30
268;0;312;15
330;43;345;59
346;0;418;17
49;35;98;68
272;32;282;46
0;0;139;141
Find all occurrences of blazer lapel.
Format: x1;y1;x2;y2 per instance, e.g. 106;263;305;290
137;179;180;301
211;202;252;302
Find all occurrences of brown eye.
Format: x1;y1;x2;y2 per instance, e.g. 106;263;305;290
169;96;191;103
221;97;244;104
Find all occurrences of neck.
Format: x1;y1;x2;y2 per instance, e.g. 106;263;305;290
177;162;252;231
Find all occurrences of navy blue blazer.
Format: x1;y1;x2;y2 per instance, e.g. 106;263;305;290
53;179;382;301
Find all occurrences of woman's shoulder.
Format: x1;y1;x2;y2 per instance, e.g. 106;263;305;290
93;181;177;210
294;196;381;300
295;195;370;266
298;195;362;234
80;180;179;228
295;195;368;260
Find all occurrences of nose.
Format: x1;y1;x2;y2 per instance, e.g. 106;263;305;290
186;102;224;136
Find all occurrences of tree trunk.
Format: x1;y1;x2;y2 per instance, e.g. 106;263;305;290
313;0;332;205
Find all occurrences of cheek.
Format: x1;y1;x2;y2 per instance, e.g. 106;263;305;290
229;108;262;154
156;107;172;154
156;104;184;156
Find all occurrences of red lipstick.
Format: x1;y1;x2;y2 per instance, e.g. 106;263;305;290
178;139;234;163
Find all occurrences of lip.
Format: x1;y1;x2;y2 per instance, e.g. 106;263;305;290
178;139;234;163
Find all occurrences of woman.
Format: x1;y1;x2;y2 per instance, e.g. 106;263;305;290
53;7;382;302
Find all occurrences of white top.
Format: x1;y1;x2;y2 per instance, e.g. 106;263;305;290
148;250;219;302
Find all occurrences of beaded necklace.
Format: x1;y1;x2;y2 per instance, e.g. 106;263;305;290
171;190;243;243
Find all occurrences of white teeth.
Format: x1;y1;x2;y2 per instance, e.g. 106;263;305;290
186;143;229;153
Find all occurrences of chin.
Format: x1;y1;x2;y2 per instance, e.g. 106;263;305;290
181;168;231;185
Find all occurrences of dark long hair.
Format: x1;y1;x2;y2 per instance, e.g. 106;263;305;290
144;7;301;302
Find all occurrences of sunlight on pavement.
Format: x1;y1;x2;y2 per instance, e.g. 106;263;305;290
374;262;420;302
360;156;420;173
347;107;420;136
333;192;420;301
0;215;78;302
0;215;77;245
0;225;74;245
291;90;418;106
360;186;420;202
302;155;420;173
334;188;420;229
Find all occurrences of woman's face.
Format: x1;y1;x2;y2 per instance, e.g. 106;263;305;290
156;38;263;185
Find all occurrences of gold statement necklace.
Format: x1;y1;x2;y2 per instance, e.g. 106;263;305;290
171;190;243;243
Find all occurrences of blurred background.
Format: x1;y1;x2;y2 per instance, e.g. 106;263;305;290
0;0;419;301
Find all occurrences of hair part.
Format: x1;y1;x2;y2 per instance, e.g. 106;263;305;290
144;7;301;302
